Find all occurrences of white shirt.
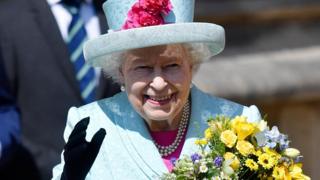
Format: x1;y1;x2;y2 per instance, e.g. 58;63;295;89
47;0;101;85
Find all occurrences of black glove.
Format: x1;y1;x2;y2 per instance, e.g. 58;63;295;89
61;117;106;180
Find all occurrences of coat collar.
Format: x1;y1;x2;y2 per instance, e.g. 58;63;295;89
112;92;167;178
181;86;244;156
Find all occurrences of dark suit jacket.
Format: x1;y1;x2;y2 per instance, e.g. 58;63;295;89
0;0;120;178
0;53;20;166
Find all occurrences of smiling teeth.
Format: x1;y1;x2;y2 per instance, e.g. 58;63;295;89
149;95;172;101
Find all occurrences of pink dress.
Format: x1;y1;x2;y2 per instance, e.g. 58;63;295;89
149;129;187;172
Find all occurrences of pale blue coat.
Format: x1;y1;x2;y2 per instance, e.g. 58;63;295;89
52;86;261;180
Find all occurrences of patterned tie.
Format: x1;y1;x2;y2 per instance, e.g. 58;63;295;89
65;4;96;103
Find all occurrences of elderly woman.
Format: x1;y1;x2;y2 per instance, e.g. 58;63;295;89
52;0;261;179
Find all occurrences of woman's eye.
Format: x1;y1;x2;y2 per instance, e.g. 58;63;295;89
135;66;152;70
165;64;179;68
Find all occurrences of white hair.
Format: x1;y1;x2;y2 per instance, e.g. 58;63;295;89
100;43;212;84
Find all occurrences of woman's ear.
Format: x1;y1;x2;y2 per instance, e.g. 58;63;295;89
188;57;195;77
118;66;125;84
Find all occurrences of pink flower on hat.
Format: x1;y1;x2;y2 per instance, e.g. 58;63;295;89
122;3;164;29
122;0;172;30
140;0;173;15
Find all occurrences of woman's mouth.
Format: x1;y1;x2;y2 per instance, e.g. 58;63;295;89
144;94;176;106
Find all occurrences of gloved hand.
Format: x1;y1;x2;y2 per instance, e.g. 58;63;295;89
61;117;106;180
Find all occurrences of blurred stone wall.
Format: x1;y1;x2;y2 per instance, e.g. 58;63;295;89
194;0;320;178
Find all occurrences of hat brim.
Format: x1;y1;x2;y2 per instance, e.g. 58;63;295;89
84;22;225;67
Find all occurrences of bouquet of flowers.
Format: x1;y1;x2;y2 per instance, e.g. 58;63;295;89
161;116;310;180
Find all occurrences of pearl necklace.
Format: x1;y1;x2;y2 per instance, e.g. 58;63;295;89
154;100;190;157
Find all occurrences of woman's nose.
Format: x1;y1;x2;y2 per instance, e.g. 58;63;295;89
150;75;168;91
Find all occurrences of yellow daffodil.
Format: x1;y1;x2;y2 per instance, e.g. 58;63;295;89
272;165;291;180
231;116;247;131
289;164;310;180
258;153;277;169
204;128;212;140
220;130;237;148
195;138;208;145
223;152;240;170
245;159;259;171
234;121;255;140
236;140;254;156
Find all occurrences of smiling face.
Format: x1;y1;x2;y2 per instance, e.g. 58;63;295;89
120;44;193;131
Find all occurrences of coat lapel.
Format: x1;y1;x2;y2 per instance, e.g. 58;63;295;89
114;93;168;178
30;0;82;100
180;86;218;156
180;86;244;156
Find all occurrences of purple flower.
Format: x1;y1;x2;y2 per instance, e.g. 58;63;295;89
294;155;304;163
191;153;202;163
213;156;223;167
257;126;291;149
265;139;277;148
279;134;290;151
170;157;177;166
265;126;281;141
258;126;289;149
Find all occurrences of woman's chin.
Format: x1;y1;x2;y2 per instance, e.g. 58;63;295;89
144;112;172;122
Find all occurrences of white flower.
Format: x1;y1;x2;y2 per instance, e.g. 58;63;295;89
257;120;268;131
222;159;234;176
199;163;208;173
211;177;222;180
255;130;267;147
220;171;232;180
284;148;300;158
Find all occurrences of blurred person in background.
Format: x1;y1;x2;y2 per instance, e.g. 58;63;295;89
0;0;120;179
0;57;40;179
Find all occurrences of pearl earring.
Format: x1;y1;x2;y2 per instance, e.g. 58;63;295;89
120;85;125;92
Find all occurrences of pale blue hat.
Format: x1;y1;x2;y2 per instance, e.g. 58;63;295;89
84;0;225;67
